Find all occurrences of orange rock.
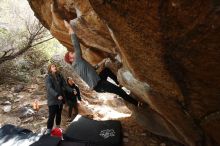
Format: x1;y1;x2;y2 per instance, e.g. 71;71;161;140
28;0;220;145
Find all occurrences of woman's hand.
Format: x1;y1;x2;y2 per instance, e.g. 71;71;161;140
58;96;63;100
73;89;77;95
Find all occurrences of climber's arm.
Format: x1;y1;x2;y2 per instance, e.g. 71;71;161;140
64;20;82;60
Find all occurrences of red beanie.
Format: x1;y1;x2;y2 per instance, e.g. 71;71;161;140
51;128;62;138
64;52;72;64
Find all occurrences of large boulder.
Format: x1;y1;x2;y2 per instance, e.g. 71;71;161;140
28;0;220;145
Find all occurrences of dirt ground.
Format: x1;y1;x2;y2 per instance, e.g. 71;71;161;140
0;79;182;146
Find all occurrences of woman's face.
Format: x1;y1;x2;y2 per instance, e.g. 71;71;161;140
50;65;57;73
68;52;75;63
68;78;74;85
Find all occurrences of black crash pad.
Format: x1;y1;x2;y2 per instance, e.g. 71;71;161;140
64;115;122;146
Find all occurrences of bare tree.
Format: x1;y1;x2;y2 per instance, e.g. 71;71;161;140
0;0;54;65
0;21;53;64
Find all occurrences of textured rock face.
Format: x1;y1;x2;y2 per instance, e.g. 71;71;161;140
28;0;220;145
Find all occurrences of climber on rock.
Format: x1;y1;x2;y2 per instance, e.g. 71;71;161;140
63;20;139;106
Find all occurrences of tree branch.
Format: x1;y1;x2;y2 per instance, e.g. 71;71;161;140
31;37;54;47
32;25;44;37
0;36;53;64
0;51;7;58
0;45;29;64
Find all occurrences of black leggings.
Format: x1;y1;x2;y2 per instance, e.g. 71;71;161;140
94;80;138;106
99;68;119;85
47;104;63;129
68;103;78;118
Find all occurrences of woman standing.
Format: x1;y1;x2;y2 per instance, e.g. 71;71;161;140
45;64;72;134
65;77;81;122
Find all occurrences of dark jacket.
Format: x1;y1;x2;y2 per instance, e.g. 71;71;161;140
45;73;72;106
65;83;81;107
